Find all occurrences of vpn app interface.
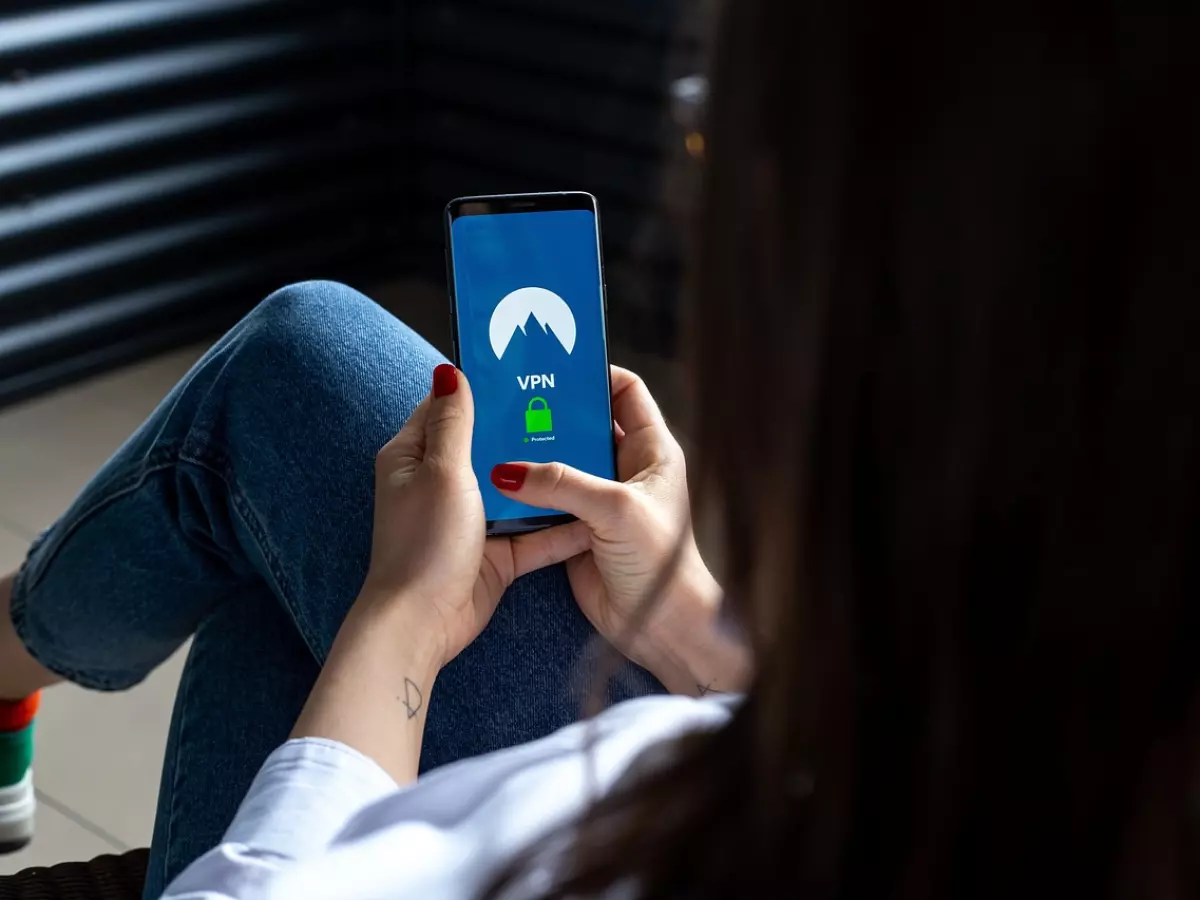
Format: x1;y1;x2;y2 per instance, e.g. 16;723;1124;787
451;208;614;522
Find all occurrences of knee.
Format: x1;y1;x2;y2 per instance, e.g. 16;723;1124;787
222;280;442;400
252;280;379;347
234;281;392;379
206;281;382;403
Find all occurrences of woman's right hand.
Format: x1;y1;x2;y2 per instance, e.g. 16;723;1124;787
490;366;752;696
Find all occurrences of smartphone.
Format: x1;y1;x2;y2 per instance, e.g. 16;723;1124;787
444;192;617;535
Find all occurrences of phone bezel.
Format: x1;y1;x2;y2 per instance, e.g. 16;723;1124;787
444;191;616;536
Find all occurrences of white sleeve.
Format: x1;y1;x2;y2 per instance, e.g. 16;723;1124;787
158;738;398;899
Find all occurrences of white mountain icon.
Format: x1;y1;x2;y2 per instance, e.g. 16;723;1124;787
488;287;577;360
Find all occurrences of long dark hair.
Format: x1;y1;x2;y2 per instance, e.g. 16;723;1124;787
493;1;1200;897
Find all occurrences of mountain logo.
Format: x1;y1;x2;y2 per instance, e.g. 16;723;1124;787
488;287;577;360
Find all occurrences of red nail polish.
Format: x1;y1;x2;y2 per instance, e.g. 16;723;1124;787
432;364;458;398
491;463;528;491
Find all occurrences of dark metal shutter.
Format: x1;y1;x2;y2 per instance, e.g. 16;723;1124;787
398;0;691;352
1;0;692;409
0;0;404;408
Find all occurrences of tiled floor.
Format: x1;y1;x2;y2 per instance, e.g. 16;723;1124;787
0;343;209;875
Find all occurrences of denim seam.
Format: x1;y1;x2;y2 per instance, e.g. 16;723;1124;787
175;445;322;663
9;447;182;691
157;632;198;898
10;435;318;689
14;445;180;597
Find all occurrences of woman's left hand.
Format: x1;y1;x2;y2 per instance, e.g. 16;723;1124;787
360;363;596;668
360;363;493;668
296;363;513;780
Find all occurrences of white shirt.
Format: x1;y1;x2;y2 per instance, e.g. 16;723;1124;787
161;695;734;900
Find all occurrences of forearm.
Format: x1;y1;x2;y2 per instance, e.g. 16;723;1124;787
640;551;753;697
290;592;443;785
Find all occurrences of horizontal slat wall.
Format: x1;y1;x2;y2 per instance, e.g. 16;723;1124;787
1;0;696;408
0;0;405;408
397;0;691;352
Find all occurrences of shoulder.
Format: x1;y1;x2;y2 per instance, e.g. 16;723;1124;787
245;696;736;900
167;697;737;900
338;694;736;843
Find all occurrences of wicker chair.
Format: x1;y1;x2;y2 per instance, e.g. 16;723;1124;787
0;850;148;900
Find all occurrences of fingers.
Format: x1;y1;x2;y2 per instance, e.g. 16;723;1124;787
503;519;592;580
609;366;666;435
379;364;474;473
491;461;631;525
607;367;684;476
380;395;431;466
421;364;475;469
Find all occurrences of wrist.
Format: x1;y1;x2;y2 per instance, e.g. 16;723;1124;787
291;590;446;784
349;587;450;673
643;553;752;696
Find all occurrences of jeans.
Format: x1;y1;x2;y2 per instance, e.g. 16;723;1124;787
7;282;660;899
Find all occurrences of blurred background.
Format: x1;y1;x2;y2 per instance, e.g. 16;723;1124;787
1;0;702;871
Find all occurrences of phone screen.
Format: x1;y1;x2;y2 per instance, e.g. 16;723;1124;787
447;197;616;531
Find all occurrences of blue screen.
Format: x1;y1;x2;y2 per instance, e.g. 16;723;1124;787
450;207;615;523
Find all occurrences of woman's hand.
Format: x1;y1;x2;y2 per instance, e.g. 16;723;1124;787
359;363;491;668
293;364;501;783
489;367;752;696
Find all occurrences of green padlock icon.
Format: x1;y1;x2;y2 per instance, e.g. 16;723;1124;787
525;397;553;434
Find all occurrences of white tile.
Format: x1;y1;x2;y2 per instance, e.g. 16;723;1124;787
0;365;155;451
0;448;116;541
0;799;119;875
74;343;210;422
0;523;28;573
0;384;152;537
30;646;187;849
0;343;213;536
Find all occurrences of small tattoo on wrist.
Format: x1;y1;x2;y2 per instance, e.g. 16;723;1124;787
697;681;724;697
400;678;423;719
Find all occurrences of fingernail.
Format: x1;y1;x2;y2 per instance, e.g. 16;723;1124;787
491;463;528;491
433;364;458;398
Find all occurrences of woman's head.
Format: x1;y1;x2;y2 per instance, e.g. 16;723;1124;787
692;0;1200;894
501;1;1200;896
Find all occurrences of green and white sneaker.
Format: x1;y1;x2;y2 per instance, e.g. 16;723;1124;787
0;770;35;854
0;693;39;855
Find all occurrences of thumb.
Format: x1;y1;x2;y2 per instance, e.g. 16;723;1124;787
491;461;630;526
424;363;475;468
